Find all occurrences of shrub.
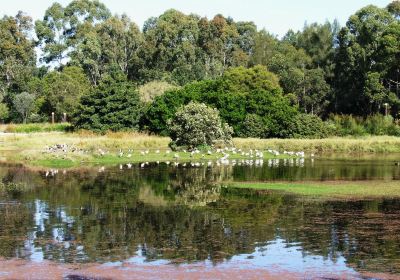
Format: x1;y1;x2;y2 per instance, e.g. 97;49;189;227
168;102;233;149
239;114;265;138
74;73;143;132
288;114;329;139
327;115;366;136
142;66;297;138
364;115;393;135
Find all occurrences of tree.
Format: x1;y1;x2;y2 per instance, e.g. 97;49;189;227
302;68;331;115
0;12;36;95
39;66;91;118
143;66;298;138
74;72;143;132
333;4;398;115
71;14;144;85
13;92;35;123
168;102;233;148
35;0;111;66
387;1;400;18
286;21;339;77
363;72;388;113
141;9;201;84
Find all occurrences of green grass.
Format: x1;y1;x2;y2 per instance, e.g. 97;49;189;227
227;181;400;199
0;123;72;133
1;131;400;168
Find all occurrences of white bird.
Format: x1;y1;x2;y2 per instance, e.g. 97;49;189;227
127;163;132;169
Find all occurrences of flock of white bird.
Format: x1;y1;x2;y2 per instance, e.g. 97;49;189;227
44;145;311;177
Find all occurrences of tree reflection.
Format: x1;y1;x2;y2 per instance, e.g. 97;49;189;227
0;164;399;274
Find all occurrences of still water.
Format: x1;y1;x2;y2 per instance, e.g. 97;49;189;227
0;156;400;278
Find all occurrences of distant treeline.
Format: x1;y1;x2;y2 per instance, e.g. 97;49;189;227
0;0;399;137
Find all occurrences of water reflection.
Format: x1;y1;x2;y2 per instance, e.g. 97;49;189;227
0;158;399;276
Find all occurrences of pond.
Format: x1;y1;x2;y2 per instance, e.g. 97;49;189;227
0;155;400;279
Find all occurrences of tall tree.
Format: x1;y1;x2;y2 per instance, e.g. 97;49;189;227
141;9;202;85
35;0;111;66
333;4;399;115
0;12;35;92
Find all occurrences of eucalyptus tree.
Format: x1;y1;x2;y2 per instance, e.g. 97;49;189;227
35;0;111;67
141;9;202;85
70;14;144;85
334;4;399;115
0;12;36;92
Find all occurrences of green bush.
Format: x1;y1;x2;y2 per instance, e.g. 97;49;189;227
74;73;143;132
142;66;298;138
327;115;366;136
288;114;329;139
364;115;393;135
239;114;265;138
168;102;233;149
326;114;400;137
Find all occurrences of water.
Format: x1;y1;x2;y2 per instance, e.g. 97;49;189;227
0;156;400;278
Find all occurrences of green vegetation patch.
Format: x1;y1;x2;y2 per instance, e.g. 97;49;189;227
228;181;400;199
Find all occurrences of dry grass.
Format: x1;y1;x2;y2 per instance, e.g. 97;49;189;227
0;131;170;152
233;136;400;153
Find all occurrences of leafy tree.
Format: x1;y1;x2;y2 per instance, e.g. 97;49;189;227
141;9;201;84
285;21;339;77
71;15;144;85
0;12;36;98
143;66;297;138
363;72;388;113
38;66;91;118
13;92;35;123
74;72;143;132
333;4;398;115
35;0;111;66
302;68;331;115
168;102;233;148
388;1;400;18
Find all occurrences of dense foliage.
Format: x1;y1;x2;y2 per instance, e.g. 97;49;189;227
0;0;400;138
73;73;143;132
143;66;297;138
168;102;233;148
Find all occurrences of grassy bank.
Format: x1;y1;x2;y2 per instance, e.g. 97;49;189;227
228;181;400;199
0;132;399;168
0;132;293;168
233;136;400;153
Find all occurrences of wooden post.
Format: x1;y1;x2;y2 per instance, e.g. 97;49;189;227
51;112;55;124
63;113;67;123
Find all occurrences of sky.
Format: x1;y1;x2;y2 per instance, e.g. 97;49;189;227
1;0;391;37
